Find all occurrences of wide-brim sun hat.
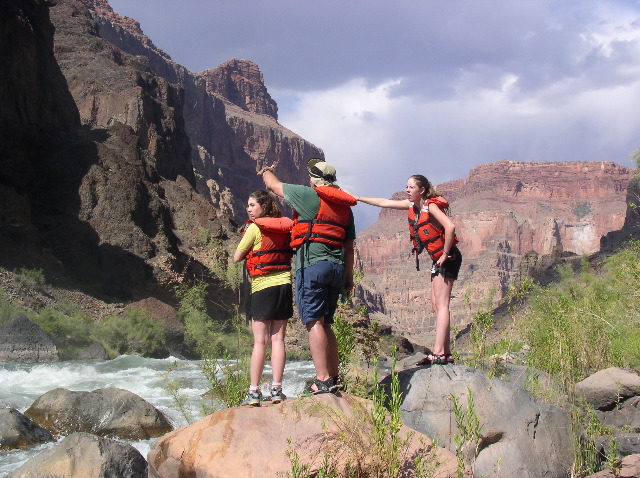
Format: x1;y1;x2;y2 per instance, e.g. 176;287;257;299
307;158;337;184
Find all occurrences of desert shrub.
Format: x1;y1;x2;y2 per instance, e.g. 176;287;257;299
32;303;94;358
333;312;356;378
0;290;25;326
201;352;251;409
14;267;46;292
175;280;251;358
94;308;167;358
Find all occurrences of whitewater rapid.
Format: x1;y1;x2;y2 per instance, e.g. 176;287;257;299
0;355;315;475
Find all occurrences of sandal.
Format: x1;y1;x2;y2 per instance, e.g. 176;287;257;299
303;377;333;395
330;375;345;392
416;353;447;366
445;354;455;365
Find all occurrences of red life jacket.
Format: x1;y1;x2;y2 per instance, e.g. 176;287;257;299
408;197;459;261
290;186;357;249
244;217;294;277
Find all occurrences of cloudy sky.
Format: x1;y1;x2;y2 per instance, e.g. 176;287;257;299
108;0;640;230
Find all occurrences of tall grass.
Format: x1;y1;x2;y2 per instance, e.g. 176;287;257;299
519;243;640;391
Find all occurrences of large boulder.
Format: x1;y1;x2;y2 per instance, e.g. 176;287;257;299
77;342;109;360
24;387;172;439
599;397;640;433
390;364;573;478
598;434;640;461
575;368;640;411
0;408;53;450
575;368;640;433
6;432;147;478
0;316;58;363
148;392;465;478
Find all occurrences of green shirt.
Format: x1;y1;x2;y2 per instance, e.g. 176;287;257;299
283;183;356;271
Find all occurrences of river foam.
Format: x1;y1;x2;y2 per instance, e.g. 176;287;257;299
0;355;315;475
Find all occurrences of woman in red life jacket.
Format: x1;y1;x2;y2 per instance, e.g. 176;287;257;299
233;190;294;405
354;175;462;366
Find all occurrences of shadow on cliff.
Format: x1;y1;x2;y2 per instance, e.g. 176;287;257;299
18;127;153;299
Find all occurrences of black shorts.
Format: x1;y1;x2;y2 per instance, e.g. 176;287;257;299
250;283;293;321
431;246;462;281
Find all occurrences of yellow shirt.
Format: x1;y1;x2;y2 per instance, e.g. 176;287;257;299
236;223;292;293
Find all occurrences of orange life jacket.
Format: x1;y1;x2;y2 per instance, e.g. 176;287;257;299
290;186;356;249
408;197;459;261
244;217;294;277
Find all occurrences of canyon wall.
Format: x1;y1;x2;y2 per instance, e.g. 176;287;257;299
356;161;631;343
69;0;319;220
0;0;233;300
0;0;324;299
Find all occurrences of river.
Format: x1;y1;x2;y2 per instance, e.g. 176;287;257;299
0;355;316;476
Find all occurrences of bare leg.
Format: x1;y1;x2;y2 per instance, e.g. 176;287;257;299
431;275;455;355
250;320;270;387
306;317;331;381
269;320;287;384
324;323;339;378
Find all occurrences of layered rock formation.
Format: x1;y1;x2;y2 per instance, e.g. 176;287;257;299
69;0;319;221
356;161;631;341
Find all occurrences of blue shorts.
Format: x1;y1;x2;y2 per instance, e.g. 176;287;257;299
295;261;346;325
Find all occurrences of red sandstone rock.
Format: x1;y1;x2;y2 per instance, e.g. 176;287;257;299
201;59;278;119
148;393;463;478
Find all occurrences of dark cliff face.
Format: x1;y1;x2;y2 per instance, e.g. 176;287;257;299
0;0;230;300
0;0;80;190
0;0;323;301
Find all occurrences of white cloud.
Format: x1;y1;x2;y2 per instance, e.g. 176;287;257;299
278;69;640;231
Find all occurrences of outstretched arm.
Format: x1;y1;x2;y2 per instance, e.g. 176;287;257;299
354;195;412;209
260;166;284;198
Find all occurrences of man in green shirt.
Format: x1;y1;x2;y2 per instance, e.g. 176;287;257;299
261;159;356;394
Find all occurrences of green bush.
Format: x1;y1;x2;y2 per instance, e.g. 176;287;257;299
201;353;251;409
94;309;167;358
333;313;356;376
0;290;25;326
32;304;94;359
14;267;46;292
